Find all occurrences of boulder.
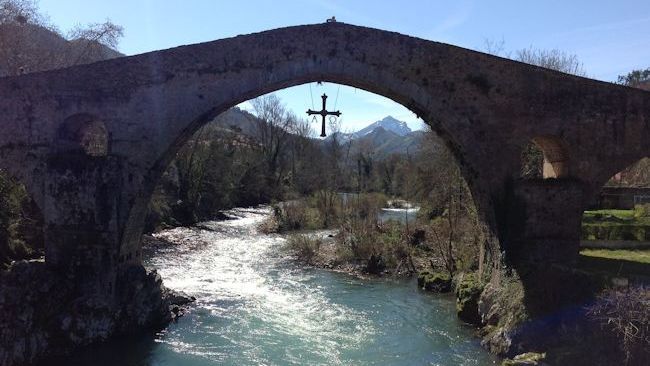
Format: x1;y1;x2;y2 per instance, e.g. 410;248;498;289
502;352;547;366
417;271;452;292
455;273;484;325
164;289;196;306
0;262;174;366
478;282;501;326
365;254;386;275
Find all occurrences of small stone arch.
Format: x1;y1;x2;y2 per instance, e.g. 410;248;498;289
592;156;650;210
521;136;570;179
56;114;109;157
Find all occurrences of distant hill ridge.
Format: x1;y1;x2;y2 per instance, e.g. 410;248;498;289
0;22;123;77
206;110;432;160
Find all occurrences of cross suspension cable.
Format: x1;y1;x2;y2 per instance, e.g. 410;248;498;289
309;83;315;110
333;83;341;111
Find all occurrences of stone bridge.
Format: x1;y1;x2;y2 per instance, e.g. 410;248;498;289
0;22;649;322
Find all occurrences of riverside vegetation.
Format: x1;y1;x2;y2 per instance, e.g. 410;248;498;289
582;205;650;242
267;143;650;365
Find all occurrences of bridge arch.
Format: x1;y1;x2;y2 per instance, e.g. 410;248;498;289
520;135;571;179
119;67;498;258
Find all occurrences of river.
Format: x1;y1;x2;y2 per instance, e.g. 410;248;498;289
50;206;498;366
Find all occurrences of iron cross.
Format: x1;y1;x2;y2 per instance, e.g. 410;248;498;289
307;93;341;137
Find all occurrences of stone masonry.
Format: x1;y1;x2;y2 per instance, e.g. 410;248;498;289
0;22;649;364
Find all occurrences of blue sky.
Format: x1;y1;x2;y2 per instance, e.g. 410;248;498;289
39;1;650;133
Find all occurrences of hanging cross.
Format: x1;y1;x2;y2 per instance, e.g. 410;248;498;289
307;93;341;137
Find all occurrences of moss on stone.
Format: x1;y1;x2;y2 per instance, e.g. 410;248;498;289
455;272;484;325
417;271;452;292
501;352;546;366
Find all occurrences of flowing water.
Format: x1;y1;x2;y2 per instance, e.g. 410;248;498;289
379;207;420;224
52;207;498;366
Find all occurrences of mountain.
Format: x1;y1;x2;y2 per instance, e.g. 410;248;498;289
352;127;426;158
206;111;429;160
352;116;412;138
324;116;424;158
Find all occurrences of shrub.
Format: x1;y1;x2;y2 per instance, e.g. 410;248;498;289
0;172;43;267
586;285;650;365
275;202;307;231
286;234;322;264
633;204;650;218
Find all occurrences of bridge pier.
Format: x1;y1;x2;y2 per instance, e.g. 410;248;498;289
0;153;173;366
500;179;600;314
43;152;125;295
477;180;604;356
502;179;585;267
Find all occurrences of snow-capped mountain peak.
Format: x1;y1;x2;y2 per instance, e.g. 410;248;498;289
353;116;412;138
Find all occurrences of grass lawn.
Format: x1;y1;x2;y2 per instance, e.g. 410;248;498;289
580;249;650;264
583;208;650;224
583;209;637;221
578;249;650;278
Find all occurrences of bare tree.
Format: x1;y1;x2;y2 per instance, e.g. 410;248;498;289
587;285;650;366
483;37;511;58
67;20;123;64
515;47;586;76
0;0;45;25
483;38;587;76
250;94;296;196
0;0;123;77
520;141;544;179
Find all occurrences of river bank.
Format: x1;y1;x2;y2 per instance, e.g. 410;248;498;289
270;200;650;366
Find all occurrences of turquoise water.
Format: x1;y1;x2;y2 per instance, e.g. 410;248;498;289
50;207;498;366
379;207;419;224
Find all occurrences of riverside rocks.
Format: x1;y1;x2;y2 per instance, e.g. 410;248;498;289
417;271;452;292
501;352;547;366
0;260;189;366
455;273;484;326
365;254;386;275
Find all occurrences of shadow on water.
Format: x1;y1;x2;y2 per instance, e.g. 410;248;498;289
39;333;160;366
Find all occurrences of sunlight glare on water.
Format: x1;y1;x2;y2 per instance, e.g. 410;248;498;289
147;207;375;365
49;206;498;366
